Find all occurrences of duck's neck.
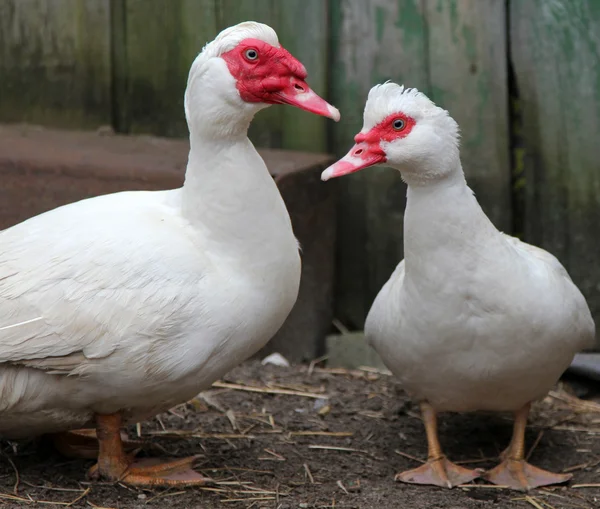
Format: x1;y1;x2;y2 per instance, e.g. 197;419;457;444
402;160;500;274
180;127;295;265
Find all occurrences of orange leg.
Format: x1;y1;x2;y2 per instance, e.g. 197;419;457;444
395;402;481;488
484;403;572;491
51;429;143;459
90;413;213;487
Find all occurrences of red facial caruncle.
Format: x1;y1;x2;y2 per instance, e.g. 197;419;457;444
221;38;340;121
321;112;416;181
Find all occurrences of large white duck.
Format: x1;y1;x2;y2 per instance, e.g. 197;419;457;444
0;22;339;486
322;83;594;490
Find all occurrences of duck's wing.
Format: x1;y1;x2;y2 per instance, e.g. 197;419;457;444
0;191;206;376
364;259;405;345
502;233;596;350
501;234;570;277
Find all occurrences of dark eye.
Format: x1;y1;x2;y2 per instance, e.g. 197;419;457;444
244;48;258;61
392;118;405;130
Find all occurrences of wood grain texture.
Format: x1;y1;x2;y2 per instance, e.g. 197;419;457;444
113;0;217;137
278;0;329;153
427;0;510;231
511;0;600;347
331;0;429;328
0;0;111;128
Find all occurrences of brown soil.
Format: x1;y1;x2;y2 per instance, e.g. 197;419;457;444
1;362;599;509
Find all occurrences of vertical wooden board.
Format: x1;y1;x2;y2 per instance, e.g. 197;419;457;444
278;0;329;153
331;0;429;328
0;0;111;129
426;0;510;232
115;0;217;137
511;0;600;347
510;1;566;254
216;0;282;148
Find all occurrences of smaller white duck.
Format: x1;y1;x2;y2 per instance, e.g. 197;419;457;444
322;83;595;490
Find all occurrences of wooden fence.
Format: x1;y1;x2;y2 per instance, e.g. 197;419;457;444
1;0;599;342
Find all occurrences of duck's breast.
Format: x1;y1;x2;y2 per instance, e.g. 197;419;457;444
365;239;594;412
0;188;301;436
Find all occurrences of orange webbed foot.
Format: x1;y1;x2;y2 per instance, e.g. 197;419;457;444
90;454;214;487
395;456;482;488
484;459;571;491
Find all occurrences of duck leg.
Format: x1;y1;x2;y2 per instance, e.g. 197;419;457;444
89;413;213;486
484;403;571;490
395;402;481;488
51;429;142;459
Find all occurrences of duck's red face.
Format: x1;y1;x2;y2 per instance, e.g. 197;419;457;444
222;38;339;121
321;112;416;180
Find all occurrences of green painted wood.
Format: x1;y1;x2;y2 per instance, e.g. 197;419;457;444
0;0;111;129
278;0;329;153
511;0;600;347
114;0;218;137
426;0;510;231
331;0;429;328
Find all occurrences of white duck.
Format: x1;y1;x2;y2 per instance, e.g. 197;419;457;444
322;83;594;490
0;22;339;486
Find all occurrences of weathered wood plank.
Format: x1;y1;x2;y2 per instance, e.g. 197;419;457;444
113;0;217;137
511;0;600;347
330;0;429;328
278;0;329;153
0;0;111;129
426;0;510;231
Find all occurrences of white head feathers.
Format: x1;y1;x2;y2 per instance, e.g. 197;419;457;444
188;22;279;80
201;22;280;61
359;82;463;184
362;82;460;144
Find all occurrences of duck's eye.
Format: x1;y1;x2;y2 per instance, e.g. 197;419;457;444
392;118;405;131
244;48;259;61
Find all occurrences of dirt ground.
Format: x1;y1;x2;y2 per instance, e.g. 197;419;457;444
1;361;599;509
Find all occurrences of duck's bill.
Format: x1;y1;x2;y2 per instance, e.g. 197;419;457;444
321;144;386;181
273;82;340;121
